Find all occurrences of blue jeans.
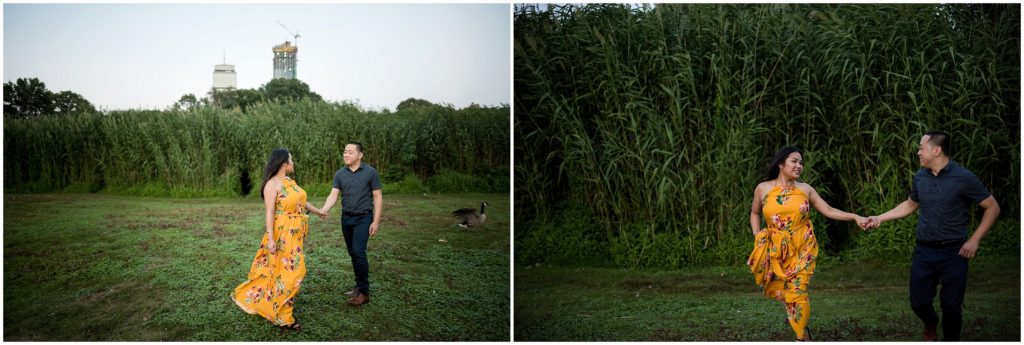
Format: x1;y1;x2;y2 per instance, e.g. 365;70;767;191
910;241;968;341
342;214;371;296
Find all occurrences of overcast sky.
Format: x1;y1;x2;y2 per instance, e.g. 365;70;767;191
3;3;511;111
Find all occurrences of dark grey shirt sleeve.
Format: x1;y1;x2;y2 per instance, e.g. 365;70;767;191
370;169;382;191
909;173;920;202
333;170;343;190
961;173;991;204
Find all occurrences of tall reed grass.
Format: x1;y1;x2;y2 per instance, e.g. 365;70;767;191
514;4;1019;267
5;100;509;197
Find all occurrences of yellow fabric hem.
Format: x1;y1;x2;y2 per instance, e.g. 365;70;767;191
231;295;256;315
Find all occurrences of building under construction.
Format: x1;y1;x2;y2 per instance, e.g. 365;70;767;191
272;41;297;79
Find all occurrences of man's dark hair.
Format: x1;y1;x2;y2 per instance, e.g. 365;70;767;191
924;130;951;157
347;141;364;153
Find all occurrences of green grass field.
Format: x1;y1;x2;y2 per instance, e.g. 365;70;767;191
515;255;1019;341
3;192;509;341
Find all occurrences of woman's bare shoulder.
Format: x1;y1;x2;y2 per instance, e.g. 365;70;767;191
796;182;815;195
754;181;769;191
263;178;282;195
754;181;773;196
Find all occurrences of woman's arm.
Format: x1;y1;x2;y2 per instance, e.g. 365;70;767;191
807;184;866;224
750;184;763;237
306;201;325;217
263;181;279;254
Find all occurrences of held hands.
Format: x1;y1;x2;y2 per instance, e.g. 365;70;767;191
853;215;869;229
857;215;882;230
866;216;882;230
310;207;329;220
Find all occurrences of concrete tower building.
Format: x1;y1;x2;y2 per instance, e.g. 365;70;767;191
213;63;237;91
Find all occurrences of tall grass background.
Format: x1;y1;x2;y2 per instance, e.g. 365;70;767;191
514;4;1019;268
5;100;509;197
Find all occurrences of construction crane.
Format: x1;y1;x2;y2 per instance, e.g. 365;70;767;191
276;20;300;47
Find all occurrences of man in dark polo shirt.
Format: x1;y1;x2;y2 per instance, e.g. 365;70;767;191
320;142;383;307
864;130;1000;341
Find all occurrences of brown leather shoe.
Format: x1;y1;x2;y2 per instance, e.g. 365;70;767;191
344;287;360;297
923;324;938;341
347;292;369;307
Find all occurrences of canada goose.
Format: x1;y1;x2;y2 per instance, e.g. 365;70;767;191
451;202;488;228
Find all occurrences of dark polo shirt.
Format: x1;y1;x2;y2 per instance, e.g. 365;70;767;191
909;161;991;242
332;162;383;215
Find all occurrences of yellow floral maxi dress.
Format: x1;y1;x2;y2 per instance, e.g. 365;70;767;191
747;184;819;339
232;176;309;326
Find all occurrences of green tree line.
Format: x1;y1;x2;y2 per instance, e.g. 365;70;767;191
177;78;324;113
514;4;1019;268
4;78;96;117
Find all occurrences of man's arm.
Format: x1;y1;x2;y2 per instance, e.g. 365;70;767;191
959;195;1000;259
369;189;383;236
868;198;920;228
322;188;341;214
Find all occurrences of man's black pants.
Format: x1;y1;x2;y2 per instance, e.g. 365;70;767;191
343;214;372;296
910;241;968;341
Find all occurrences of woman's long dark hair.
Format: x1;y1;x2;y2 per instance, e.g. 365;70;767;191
765;146;803;181
261;148;291;199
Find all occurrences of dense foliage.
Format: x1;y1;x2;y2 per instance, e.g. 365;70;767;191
5;100;509;197
514;4;1020;267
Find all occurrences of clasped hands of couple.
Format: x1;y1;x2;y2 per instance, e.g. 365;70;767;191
308;207;331;220
856;215;882;230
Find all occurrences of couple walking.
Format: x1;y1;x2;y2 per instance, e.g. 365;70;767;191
230;142;383;331
747;130;1000;341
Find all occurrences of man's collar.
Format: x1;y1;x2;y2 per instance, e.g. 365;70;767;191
931;159;953;176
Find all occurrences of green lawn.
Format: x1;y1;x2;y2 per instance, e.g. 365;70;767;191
4;193;509;341
515;255;1019;341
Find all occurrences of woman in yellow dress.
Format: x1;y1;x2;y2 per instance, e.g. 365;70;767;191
232;148;326;331
747;147;867;341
